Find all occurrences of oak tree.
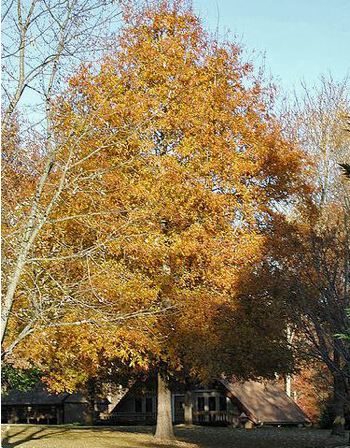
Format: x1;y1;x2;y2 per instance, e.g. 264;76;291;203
4;1;307;441
47;0;306;439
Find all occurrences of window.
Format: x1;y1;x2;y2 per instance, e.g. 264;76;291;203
208;397;216;411
135;398;142;413
197;397;205;411
219;396;227;411
145;398;153;413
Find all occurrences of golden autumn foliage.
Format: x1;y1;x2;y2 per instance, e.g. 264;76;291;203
292;362;331;423
4;0;307;392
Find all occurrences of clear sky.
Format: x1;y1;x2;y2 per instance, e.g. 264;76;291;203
193;0;350;93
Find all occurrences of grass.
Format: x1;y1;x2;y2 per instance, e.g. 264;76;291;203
1;424;349;448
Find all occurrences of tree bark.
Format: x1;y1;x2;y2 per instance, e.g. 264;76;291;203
331;371;346;437
184;390;193;425
332;348;347;436
85;378;96;426
285;374;292;398
154;372;175;441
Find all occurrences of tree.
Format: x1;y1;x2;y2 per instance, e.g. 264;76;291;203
1;0;123;351
2;0;121;130
3;0;307;440
279;75;350;436
2;365;42;394
284;206;349;434
45;0;306;439
2;1;176;363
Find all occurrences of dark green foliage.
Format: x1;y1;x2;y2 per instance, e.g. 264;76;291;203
2;364;42;393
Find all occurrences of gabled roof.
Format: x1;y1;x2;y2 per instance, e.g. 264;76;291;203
220;379;311;425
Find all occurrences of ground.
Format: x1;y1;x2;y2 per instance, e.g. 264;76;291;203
1;425;349;448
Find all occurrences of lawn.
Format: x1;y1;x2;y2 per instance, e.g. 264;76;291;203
1;425;349;448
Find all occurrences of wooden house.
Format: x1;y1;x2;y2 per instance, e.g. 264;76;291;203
1;379;311;427
107;379;311;426
1;384;109;425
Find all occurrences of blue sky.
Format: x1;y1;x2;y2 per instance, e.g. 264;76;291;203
193;0;350;93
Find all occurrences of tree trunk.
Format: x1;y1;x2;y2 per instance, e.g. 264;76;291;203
331;367;346;436
184;390;193;425
285;374;292;398
85;378;96;426
285;325;294;398
154;372;175;441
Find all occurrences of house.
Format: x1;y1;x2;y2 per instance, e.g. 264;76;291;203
1;379;311;427
1;384;109;425
106;378;311;426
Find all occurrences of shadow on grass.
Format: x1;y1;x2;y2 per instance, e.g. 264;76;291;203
1;426;71;448
0;425;192;448
2;425;347;448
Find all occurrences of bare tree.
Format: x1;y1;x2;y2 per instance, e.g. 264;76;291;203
2;0;122;128
280;75;350;436
283;75;350;204
2;1;174;360
1;0;126;349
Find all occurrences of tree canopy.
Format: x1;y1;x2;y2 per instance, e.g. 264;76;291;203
3;0;313;441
